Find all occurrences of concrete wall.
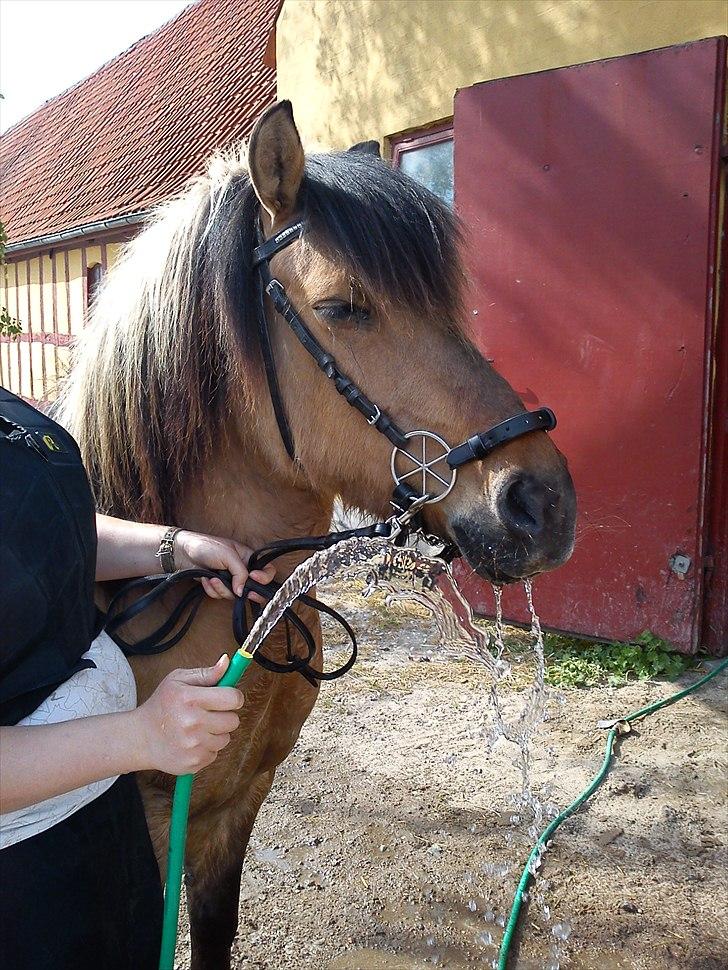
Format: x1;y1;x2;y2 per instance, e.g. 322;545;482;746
277;0;727;149
1;240;123;401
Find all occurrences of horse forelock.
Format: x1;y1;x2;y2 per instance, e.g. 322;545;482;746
301;152;465;325
56;143;466;523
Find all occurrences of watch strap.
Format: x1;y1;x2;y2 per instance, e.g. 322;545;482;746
156;527;182;574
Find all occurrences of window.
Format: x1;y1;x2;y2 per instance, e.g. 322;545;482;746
392;125;454;207
87;262;104;307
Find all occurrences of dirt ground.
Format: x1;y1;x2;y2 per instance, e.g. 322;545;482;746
177;578;728;970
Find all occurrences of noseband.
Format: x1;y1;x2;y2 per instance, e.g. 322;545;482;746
252;218;557;532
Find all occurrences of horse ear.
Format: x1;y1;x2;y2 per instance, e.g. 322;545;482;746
348;140;381;157
247;101;305;221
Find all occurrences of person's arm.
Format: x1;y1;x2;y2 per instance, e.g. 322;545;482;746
94;514;274;601
0;655;242;814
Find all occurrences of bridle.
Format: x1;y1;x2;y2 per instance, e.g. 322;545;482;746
106;215;558;685
252;218;557;535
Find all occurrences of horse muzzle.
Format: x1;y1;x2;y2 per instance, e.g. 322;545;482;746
450;468;577;583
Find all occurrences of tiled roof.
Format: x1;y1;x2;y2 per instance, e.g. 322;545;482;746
0;0;279;246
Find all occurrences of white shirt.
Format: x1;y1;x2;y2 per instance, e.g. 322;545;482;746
0;631;137;849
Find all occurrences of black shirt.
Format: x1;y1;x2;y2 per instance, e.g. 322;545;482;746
0;387;100;724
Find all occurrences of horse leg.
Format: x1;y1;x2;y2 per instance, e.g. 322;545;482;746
186;847;247;970
186;770;276;970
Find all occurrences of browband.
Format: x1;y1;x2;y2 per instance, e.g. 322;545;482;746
252;221;305;267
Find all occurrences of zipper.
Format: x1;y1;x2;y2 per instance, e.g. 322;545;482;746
2;416;90;565
0;416;49;461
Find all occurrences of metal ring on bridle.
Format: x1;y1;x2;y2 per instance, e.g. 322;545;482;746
390;430;457;504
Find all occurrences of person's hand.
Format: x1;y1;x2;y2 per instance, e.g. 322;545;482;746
174;530;275;602
132;656;244;775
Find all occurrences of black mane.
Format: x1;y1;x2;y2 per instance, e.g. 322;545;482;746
301;152;463;316
205;150;464;364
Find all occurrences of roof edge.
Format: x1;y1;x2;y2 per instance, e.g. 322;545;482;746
263;0;285;68
5;210;150;256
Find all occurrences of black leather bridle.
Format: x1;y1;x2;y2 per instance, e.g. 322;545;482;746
252;218;556;527
106;217;558;685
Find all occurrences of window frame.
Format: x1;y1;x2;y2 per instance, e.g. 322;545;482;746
86;262;104;310
390;122;454;205
390;122;454;169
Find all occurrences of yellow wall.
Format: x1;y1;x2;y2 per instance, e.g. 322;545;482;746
0;240;125;401
277;0;727;149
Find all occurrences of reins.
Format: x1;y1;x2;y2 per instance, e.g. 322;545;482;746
106;521;393;685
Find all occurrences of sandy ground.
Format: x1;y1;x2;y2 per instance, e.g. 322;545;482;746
177;579;728;970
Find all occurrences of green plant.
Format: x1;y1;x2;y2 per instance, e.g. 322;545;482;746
543;629;698;688
0;221;21;339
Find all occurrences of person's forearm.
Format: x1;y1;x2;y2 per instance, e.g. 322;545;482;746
95;514;270;600
95;514;167;581
0;711;144;813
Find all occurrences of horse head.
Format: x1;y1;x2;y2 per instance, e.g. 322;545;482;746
245;102;576;582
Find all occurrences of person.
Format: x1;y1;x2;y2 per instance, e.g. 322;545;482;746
0;386;274;969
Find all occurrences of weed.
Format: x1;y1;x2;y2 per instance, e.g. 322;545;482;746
543;629;699;688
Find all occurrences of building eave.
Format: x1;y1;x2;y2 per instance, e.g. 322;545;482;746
5;210;150;256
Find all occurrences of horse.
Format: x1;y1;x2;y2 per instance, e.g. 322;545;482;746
57;101;576;970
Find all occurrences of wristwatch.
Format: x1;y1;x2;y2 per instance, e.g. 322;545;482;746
156;526;182;574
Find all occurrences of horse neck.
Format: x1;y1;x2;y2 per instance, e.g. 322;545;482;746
124;429;333;703
178;432;334;572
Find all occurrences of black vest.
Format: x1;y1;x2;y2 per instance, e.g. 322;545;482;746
0;387;100;725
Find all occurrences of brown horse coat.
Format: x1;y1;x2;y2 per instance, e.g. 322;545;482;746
58;102;575;970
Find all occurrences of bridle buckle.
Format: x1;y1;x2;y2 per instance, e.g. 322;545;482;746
367;405;381;427
386;492;430;541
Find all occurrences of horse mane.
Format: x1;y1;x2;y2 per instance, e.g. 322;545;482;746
56;144;464;523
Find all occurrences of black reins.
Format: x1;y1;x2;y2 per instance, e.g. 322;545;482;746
106;522;392;686
105;216;557;683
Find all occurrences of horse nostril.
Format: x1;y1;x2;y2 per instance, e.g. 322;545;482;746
500;475;553;538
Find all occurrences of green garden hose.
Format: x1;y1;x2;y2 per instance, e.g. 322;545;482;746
156;641;726;970
158;649;254;970
497;657;728;970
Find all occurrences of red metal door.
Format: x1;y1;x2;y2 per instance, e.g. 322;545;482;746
453;38;726;653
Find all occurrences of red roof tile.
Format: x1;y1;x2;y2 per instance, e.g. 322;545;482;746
0;0;278;246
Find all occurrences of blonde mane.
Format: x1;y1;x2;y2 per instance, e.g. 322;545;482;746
56;141;464;524
56;145;260;522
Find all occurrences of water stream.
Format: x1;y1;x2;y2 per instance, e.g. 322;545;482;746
244;537;504;677
242;534;562;965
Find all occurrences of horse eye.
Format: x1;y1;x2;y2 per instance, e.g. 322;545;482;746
314;301;371;325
